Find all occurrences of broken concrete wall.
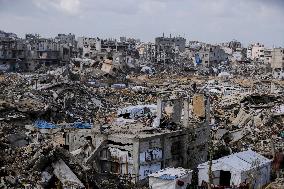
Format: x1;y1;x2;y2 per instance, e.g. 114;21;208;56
156;97;184;124
192;94;205;118
139;138;163;180
232;108;252;127
65;129;93;151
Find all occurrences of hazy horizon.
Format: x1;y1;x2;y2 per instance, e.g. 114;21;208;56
0;0;284;48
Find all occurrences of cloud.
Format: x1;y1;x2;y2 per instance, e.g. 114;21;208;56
33;0;81;15
0;0;283;47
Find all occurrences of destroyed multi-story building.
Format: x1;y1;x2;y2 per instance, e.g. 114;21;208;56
55;33;78;61
155;34;186;63
55;33;76;46
0;31;76;71
77;36;101;58
247;43;265;62
195;44;228;67
220;40;242;52
271;48;284;79
0;31;32;71
77;36;139;70
220;40;247;62
137;42;156;63
264;48;273;65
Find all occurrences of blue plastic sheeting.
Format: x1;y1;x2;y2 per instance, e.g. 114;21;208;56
34;120;92;129
159;174;177;180
72;122;92;129
195;54;202;64
35;120;57;129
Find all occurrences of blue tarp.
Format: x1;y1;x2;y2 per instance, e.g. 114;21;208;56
34;120;92;129
159;174;177;180
35;120;57;129
72;122;92;129
195;54;202;64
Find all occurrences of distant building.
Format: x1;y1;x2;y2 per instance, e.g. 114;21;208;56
271;48;284;79
55;33;76;46
264;48;272;65
137;42;156;63
0;31;75;72
248;43;265;62
120;37;127;43
77;37;101;58
0;30;17;39
220;40;242;52
196;45;228;67
155;35;186;52
228;40;242;50
155;34;186;63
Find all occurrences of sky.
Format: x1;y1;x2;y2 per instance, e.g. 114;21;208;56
0;0;284;47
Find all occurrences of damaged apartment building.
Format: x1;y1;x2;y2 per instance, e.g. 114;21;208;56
194;44;228;68
78;36;139;58
77;36;139;75
63;92;210;185
271;47;284;79
220;40;247;63
0;31;76;72
155;34;186;63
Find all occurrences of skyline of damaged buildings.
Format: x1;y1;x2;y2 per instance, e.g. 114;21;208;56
1;30;284;78
0;29;284;189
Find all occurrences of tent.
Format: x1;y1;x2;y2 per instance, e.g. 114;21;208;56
197;150;272;188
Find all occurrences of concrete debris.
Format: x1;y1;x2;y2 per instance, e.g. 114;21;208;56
52;159;85;188
0;31;283;188
266;178;284;189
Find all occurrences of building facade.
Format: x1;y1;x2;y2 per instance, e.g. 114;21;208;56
248;43;265;62
271;48;284;79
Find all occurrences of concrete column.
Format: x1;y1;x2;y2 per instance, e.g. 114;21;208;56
183;99;190;128
161;136;166;169
157;98;163;120
172;99;182;123
133;139;140;184
205;95;210;123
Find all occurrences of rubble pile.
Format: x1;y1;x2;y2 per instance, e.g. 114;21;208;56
212;93;284;157
266;178;284;189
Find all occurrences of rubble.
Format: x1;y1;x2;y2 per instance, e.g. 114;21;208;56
0;30;283;188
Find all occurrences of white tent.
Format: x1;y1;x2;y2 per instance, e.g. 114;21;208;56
198;150;271;188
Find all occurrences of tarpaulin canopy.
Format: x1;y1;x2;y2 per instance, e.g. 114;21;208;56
35;120;57;129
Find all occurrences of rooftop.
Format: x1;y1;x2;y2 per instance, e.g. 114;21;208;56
198;150;272;172
149;167;193;180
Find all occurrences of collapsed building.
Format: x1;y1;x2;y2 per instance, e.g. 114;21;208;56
155;34;186;63
0;32;76;72
63;93;210;186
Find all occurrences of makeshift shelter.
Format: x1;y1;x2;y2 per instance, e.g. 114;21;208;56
149;167;193;189
197;150;271;188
